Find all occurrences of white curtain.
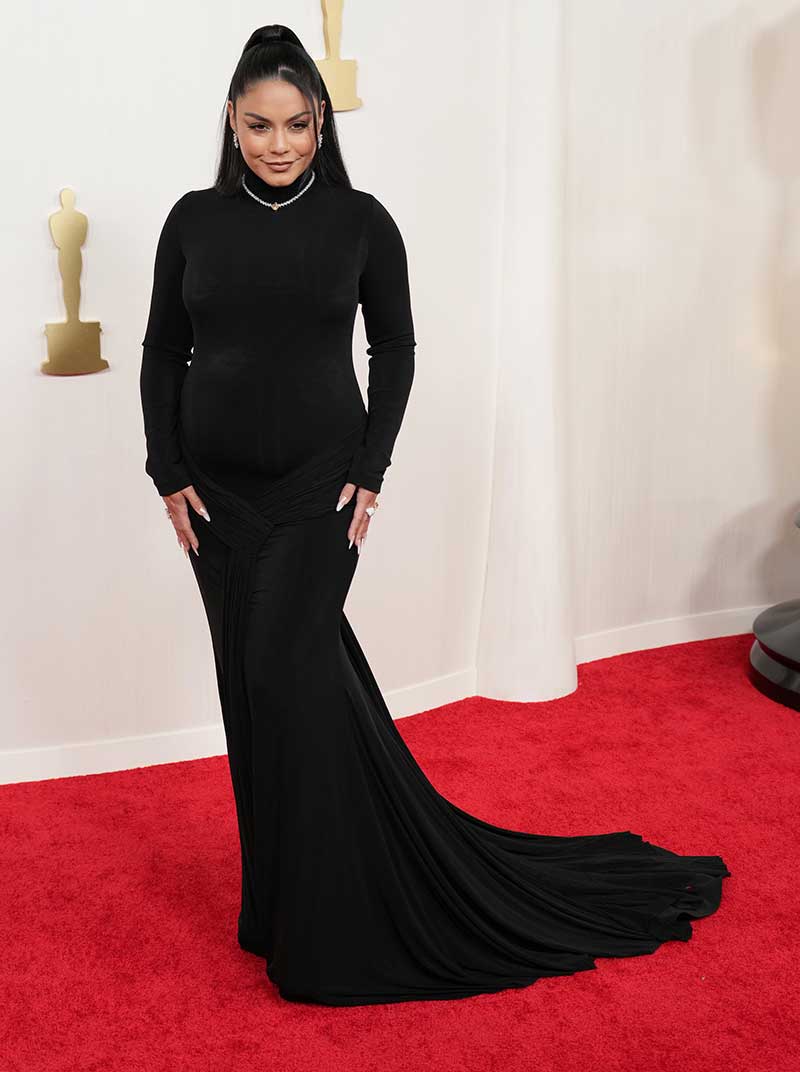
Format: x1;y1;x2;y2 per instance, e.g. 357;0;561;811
477;0;577;701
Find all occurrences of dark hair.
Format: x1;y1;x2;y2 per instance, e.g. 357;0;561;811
215;24;352;196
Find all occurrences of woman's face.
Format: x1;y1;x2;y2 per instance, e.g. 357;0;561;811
228;79;325;186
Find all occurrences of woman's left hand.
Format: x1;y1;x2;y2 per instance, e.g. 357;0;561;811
337;483;379;555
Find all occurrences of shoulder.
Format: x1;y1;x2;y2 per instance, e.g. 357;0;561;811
158;187;229;235
174;186;221;213
167;186;230;213
150;188;223;254
156;187;213;224
161;187;213;210
314;182;371;215
310;184;383;244
356;190;409;256
338;186;397;220
316;184;396;221
329;187;407;249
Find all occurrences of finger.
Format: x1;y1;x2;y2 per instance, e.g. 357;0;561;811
183;486;211;522
349;511;375;551
356;517;371;554
347;501;369;546
336;483;356;512
176;519;200;556
356;511;372;538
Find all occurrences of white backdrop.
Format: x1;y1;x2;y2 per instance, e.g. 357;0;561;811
1;0;790;782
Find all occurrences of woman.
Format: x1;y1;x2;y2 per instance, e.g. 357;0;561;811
140;24;730;1007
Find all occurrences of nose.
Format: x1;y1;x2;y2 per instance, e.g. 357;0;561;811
269;129;289;153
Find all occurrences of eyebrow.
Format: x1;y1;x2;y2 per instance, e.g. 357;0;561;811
243;110;312;122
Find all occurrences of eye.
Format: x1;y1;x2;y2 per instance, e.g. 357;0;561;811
246;122;309;132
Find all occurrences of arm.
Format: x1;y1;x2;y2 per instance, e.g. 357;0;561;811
139;194;193;497
345;194;417;494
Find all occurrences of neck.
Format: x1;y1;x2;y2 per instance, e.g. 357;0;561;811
240;157;315;201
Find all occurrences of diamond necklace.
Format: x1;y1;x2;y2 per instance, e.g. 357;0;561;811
241;169;316;211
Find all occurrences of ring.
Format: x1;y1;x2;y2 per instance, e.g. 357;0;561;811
365;504;378;517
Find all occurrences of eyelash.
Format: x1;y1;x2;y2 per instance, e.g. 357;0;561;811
248;122;309;132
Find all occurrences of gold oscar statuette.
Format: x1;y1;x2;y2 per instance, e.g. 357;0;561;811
315;0;362;112
42;188;108;375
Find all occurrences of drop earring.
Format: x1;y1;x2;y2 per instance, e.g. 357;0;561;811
318;131;323;148
233;131;239;149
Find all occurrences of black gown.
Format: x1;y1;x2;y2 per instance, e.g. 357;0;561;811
140;159;731;1006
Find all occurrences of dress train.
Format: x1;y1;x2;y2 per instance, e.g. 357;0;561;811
183;426;731;1006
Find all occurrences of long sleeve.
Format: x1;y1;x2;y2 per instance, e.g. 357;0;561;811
139;194;193;497
345;195;417;494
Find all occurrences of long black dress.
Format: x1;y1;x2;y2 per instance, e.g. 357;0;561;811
140;158;731;1006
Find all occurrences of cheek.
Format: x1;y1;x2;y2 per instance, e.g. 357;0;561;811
294;129;316;152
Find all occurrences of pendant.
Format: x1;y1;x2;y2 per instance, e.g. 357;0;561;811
271;203;279;211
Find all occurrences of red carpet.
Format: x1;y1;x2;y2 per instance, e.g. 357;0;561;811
1;634;795;1071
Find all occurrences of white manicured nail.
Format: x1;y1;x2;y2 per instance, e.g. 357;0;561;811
336;497;348;512
200;508;211;522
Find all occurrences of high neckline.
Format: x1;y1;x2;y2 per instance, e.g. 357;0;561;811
240;157;316;203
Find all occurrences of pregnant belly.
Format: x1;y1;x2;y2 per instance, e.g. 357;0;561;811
180;357;366;487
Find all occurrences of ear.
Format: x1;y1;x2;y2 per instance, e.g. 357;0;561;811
226;99;235;129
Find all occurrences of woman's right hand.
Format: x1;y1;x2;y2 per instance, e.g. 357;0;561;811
163;486;211;557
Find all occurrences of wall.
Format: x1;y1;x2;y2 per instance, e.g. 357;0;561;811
566;0;797;659
0;0;504;778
